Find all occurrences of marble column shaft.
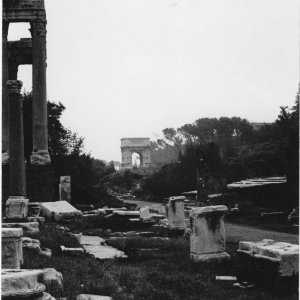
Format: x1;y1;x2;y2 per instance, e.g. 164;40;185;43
2;21;10;158
30;19;50;164
7;80;26;196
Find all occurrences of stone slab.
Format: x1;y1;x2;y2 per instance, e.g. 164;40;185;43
76;295;112;300
2;228;23;238
238;239;299;276
2;222;39;233
190;251;231;262
2;269;45;298
40;201;82;221
189;205;228;216
60;246;84;256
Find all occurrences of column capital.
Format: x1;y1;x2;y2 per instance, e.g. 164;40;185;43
3;21;9;37
30;20;47;36
6;80;23;95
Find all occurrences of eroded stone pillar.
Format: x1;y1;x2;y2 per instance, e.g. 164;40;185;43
30;19;50;165
6;80;28;220
167;196;187;233
2;21;10;163
59;176;71;202
190;205;230;262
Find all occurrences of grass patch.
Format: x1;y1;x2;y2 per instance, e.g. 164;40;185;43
23;225;298;299
24;224;81;254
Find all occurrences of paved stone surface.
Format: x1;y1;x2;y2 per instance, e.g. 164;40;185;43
79;235;126;259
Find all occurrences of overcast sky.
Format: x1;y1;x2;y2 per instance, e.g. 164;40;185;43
8;0;299;162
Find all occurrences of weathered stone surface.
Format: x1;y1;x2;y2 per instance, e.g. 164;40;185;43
2;221;39;233
40;201;82;221
140;206;150;219
167;196;187;230
6;196;28;220
28;201;41;217
76;295;112;300
59;176;71;202
60;245;84;256
238;239;299;277
2;228;23;269
80;235;127;259
36;292;56;300
42;268;64;297
190;205;230;262
1;269;45;298
23;237;52;258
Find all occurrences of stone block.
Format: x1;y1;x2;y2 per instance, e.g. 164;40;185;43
190;205;230;262
60;245;84;256
140;206;150;219
238;239;299;277
40;201;82;221
167;196;187;230
76;294;112;300
2;228;23;269
2;269;45;298
42;268;64;298
2;221;39;233
5;196;28;219
23;237;52;259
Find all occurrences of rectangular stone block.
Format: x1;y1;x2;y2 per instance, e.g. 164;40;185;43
5;196;28;219
190;205;230;262
2;228;23;269
168;196;187;230
40;201;82;221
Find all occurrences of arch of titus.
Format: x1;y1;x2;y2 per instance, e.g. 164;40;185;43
121;138;151;169
2;0;53;204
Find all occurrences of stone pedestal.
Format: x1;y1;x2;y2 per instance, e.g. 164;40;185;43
2;228;23;269
59;176;71;202
189;205;230;262
167;196;187;232
5;196;29;220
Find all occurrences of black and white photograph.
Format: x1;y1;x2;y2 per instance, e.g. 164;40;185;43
1;0;299;299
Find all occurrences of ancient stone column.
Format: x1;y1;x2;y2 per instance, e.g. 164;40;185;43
167;196;187;234
6;80;28;220
2;21;10;164
189;205;230;262
30;19;50;165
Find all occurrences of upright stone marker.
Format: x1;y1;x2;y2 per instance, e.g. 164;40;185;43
5;80;29;220
59;176;71;202
190;205;230;262
167;196;187;232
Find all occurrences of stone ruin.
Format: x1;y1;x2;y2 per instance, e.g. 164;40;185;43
120;138;151;169
1;1;62;299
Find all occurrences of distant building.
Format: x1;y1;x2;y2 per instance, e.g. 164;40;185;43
113;161;121;171
251;122;272;131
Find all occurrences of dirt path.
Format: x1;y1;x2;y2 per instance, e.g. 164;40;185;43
123;198;299;244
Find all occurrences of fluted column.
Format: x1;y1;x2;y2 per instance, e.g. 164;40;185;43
2;21;10;164
30;19;50;165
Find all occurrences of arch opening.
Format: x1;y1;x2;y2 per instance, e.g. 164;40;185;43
132;152;141;169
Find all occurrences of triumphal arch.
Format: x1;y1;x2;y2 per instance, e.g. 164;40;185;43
121;138;151;169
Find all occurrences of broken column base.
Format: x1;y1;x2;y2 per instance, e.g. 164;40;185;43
1;269;56;300
5;196;28;220
190;251;230;262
